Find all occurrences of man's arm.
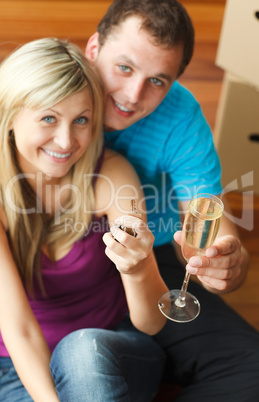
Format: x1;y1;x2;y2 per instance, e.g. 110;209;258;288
174;196;249;294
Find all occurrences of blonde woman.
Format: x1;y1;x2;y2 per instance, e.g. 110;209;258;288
0;38;167;401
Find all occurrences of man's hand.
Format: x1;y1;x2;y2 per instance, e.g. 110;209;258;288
174;231;249;294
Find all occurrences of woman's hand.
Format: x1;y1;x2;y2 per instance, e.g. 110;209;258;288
103;215;167;334
103;215;154;275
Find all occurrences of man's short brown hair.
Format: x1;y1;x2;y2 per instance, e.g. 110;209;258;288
97;0;194;77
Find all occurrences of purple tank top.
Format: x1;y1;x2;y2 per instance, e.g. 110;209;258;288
0;152;128;356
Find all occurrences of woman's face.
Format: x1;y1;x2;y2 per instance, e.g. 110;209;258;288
12;88;93;185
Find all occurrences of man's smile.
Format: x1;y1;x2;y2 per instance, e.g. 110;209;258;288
114;100;132;113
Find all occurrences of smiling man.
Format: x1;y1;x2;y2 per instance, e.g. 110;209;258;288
86;15;182;132
85;0;259;400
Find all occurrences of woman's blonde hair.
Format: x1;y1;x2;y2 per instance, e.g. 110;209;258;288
0;38;104;294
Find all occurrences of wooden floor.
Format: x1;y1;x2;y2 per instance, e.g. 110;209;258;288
0;0;258;332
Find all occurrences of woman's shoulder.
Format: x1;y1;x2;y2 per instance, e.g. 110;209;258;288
94;148;142;217
102;148;119;165
100;148;139;180
103;148;128;164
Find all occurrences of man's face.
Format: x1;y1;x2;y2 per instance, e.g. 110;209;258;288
86;16;183;131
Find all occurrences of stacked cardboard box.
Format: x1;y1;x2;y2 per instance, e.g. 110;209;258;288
215;0;259;193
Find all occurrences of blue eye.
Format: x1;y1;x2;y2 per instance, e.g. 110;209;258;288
119;65;131;73
150;78;163;86
74;117;88;125
43;116;55;123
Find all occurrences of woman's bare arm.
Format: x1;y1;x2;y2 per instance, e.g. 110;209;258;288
0;221;59;402
95;150;168;335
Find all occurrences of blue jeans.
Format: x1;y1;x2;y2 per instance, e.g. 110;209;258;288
0;358;33;401
0;316;166;401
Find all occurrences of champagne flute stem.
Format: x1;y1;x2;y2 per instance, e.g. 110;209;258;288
180;270;191;299
174;270;191;308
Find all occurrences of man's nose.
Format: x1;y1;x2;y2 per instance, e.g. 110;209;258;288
126;78;145;104
53;124;73;149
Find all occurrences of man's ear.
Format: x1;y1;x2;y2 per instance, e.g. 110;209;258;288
85;32;100;62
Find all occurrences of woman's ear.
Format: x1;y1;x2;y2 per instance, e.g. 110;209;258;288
85;32;100;63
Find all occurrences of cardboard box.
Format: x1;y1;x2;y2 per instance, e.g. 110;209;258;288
214;73;259;194
216;0;259;89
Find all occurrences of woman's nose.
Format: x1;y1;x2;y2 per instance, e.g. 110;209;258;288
53;125;73;149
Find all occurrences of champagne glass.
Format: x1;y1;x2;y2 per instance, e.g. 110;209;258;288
158;193;224;323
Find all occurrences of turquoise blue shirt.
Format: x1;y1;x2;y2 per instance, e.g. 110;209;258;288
104;82;222;246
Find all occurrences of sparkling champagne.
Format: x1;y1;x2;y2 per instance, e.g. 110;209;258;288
181;197;223;262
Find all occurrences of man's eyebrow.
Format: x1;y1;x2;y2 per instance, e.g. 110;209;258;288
118;55;173;83
155;73;173;83
118;55;137;68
